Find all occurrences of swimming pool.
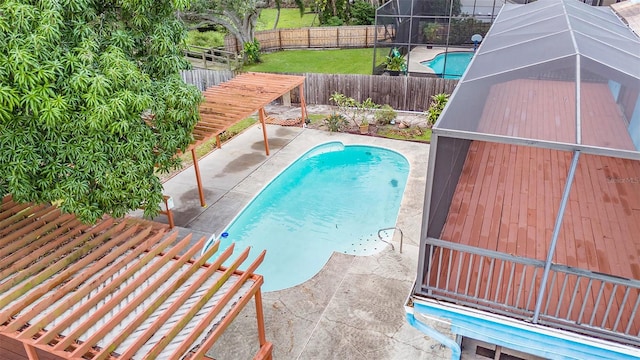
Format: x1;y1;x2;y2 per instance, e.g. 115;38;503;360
204;142;409;292
421;51;473;79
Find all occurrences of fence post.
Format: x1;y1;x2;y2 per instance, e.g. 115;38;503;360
403;76;409;110
366;26;370;47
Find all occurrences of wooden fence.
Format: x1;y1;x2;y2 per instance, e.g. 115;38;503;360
181;70;458;112
224;26;394;53
292;73;458;111
180;70;234;91
184;46;240;70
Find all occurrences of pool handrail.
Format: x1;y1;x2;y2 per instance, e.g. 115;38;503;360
377;227;404;253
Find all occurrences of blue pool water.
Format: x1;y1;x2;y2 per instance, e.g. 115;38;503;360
421;51;473;79
205;142;409;292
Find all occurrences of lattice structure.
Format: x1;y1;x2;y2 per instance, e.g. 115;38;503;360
0;195;271;360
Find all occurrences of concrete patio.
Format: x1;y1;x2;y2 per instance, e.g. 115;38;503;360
131;123;452;359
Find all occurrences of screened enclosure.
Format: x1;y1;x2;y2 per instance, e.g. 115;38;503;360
415;0;640;347
373;0;502;76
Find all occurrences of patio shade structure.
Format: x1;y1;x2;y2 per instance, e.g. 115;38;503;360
0;195;271;360
188;72;307;206
409;0;640;357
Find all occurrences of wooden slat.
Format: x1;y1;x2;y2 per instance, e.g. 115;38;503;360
0;220;124;306
0;216;86;273
114;243;242;359
178;253;266;360
132;248;253;359
0;210;68;256
3;228;169;333
13;222;137;339
73;234;207;359
0;204;49;239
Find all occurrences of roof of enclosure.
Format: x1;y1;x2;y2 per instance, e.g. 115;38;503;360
434;0;640;159
0;195;268;359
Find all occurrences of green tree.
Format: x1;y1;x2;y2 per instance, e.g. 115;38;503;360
0;0;202;223
185;0;262;50
314;0;348;25
349;0;375;25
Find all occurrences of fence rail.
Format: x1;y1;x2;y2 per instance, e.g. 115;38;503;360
184;46;240;70
180;70;235;91
289;73;457;111
421;237;640;347
181;70;458;111
224;26;394;53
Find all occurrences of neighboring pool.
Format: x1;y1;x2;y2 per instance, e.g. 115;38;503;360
204;142;409;292
421;51;473;79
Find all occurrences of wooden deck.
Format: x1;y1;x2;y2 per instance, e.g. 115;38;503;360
427;78;640;340
477;79;635;150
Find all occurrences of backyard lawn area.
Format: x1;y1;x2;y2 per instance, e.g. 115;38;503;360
256;8;318;30
243;48;380;74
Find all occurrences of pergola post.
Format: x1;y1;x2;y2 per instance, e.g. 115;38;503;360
191;148;206;207
299;84;307;123
23;344;39;360
259;108;270;156
255;288;267;346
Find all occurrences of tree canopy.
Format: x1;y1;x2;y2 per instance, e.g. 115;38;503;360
184;0;303;49
186;0;263;48
0;0;202;223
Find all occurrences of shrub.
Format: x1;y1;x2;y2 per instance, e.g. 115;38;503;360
330;92;379;127
186;30;226;49
324;113;348;132
324;16;344;26
426;93;450;126
243;38;261;64
423;22;444;44
375;105;397;125
318;0;349;25
384;48;406;72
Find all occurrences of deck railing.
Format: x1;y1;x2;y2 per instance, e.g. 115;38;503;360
420;237;640;347
184;46;240;70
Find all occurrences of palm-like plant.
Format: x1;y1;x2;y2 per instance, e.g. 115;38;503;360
426;93;450;127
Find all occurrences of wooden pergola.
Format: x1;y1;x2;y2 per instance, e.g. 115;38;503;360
0;195;271;360
188;72;307;207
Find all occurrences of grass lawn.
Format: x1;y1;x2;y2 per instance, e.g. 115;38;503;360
244;48;380;74
256;9;318;30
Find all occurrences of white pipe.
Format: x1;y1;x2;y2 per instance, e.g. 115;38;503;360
405;308;461;360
